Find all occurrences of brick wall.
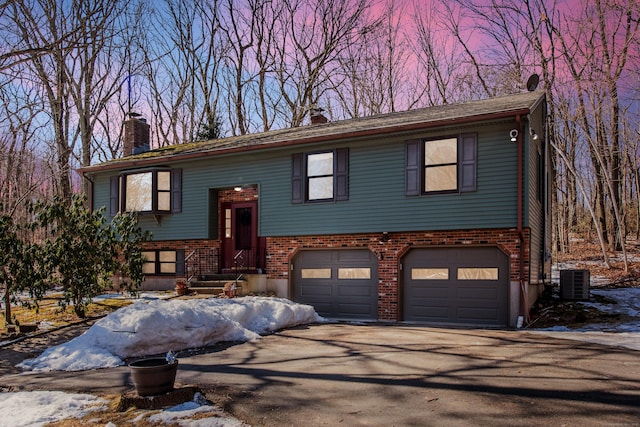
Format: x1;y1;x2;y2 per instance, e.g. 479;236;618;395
141;186;259;280
142;239;221;280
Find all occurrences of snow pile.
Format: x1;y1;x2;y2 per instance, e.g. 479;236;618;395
18;297;323;372
0;391;106;427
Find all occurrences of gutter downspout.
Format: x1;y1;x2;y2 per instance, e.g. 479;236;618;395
516;114;529;323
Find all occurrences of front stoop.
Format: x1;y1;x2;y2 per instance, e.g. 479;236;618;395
189;273;246;296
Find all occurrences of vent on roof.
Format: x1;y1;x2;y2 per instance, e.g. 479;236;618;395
560;269;590;301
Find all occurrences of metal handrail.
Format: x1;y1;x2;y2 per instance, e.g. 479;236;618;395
185;249;199;283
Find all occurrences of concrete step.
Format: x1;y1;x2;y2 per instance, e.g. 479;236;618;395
188;279;245;296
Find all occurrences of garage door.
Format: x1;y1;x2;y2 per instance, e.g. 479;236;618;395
292;249;378;320
402;247;509;326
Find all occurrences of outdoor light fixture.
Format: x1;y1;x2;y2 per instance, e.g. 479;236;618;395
530;128;539;141
380;232;390;242
509;129;519;142
234;186;243;192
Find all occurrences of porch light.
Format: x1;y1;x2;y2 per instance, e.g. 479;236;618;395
530;128;539;141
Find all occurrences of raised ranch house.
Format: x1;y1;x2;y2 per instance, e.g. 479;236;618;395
79;90;551;328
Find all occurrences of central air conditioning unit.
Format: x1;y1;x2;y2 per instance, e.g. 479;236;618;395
560;270;590;301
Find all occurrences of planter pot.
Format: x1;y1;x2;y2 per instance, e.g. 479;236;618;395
129;358;178;396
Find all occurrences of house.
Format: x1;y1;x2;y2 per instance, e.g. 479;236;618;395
79;90;551;328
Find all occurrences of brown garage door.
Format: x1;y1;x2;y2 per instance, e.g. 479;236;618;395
292;249;378;320
402;247;509;326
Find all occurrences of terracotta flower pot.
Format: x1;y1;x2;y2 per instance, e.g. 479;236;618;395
129;358;178;396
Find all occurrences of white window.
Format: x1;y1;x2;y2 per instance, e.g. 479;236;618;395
457;268;499;280
301;268;332;279
338;268;371;279
424;138;458;192
143;250;178;275
411;268;449;280
124;170;172;213
307;152;334;200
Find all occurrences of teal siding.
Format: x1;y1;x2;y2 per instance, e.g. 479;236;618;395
524;102;549;283
90;121;524;239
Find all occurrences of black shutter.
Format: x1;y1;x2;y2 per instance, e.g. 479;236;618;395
291;153;304;204
110;176;120;216
171;169;182;212
175;249;185;276
208;189;219;239
335;148;349;201
460;133;477;192
405;140;421;196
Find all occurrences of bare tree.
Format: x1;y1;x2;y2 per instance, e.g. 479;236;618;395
144;0;226;146
5;0;142;200
0;83;52;220
218;0;257;136
544;0;639;268
273;0;372;127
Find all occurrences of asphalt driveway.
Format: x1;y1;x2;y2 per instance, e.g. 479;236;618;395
3;323;640;426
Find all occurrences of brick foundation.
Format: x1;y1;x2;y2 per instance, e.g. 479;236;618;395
139;226;531;323
266;228;530;321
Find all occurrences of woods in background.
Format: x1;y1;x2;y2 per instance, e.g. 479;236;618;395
1;0;638;263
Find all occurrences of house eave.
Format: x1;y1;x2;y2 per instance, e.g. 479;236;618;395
79;93;543;176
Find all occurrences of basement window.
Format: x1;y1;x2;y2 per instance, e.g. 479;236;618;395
142;249;185;276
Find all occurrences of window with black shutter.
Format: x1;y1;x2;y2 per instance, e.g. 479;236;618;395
109;168;182;215
292;148;349;203
405;134;477;195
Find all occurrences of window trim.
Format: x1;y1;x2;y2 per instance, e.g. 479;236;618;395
306;151;335;202
423;137;459;194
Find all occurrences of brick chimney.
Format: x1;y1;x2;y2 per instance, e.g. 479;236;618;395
310;107;328;125
123;114;150;156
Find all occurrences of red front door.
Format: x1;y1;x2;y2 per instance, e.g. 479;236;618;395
221;201;258;272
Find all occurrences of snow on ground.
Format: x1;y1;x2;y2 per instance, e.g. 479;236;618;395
0;391;107;427
5;297;321;426
4;264;640;426
0;390;248;427
5;289;640;426
529;287;640;351
531;260;640;350
144;392;248;427
18;296;323;372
